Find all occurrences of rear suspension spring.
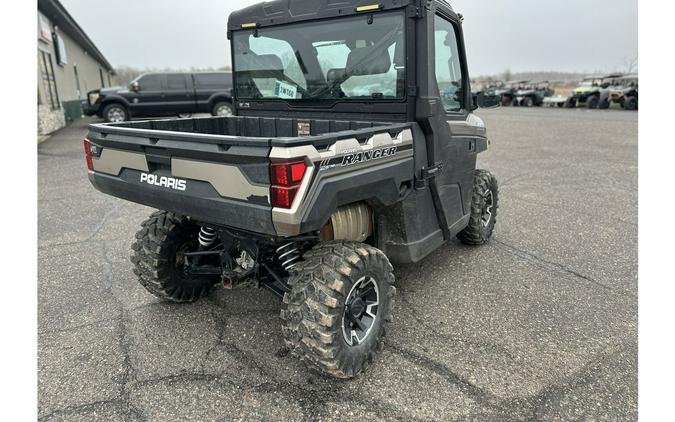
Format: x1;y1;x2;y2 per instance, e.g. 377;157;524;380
198;226;218;248
276;242;301;271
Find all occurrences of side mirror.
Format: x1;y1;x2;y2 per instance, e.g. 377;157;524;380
131;82;140;92
472;91;500;110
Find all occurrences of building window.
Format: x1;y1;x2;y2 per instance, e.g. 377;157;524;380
74;65;81;98
99;68;105;88
54;32;68;66
39;50;60;110
107;73;111;87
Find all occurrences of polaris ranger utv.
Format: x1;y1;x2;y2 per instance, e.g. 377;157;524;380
84;0;500;378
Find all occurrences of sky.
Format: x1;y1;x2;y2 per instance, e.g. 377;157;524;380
60;0;638;76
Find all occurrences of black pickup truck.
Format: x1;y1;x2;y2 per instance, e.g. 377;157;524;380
83;72;234;122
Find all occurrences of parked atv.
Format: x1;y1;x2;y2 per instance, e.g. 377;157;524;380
515;81;554;107
566;74;623;109
84;0;501;378
607;74;638;110
496;80;529;106
565;76;604;108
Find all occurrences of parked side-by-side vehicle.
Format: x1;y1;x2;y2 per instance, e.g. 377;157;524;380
84;0;501;378
83;72;234;122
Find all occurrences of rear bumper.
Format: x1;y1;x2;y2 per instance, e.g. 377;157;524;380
88;170;277;235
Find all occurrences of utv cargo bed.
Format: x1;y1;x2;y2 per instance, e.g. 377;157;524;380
86;115;413;235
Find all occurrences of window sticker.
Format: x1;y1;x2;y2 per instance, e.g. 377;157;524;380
274;80;297;99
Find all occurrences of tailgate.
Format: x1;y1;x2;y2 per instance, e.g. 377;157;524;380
85;123;275;234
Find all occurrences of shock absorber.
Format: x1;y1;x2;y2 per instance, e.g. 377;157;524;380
276;242;301;271
198;226;218;248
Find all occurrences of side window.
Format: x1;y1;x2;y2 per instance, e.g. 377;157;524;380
138;74;162;91
434;15;464;112
167;74;187;90
194;73;230;89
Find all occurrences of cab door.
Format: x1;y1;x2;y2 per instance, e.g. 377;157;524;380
426;12;482;235
128;74;165;116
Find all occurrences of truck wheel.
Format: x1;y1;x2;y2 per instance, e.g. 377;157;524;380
280;241;395;378
586;95;599;109
457;170;499;245
520;97;532;107
211;102;233;117
598;98;610;109
131;211;219;302
624;97;638;110
102;103;128;123
564;98;576;108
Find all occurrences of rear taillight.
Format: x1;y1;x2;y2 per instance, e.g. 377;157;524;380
84;138;102;171
84;138;94;171
270;161;307;209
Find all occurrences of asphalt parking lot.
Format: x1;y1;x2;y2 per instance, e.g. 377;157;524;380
38;107;638;421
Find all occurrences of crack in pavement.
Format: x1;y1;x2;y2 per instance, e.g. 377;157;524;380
492;239;637;299
390;340;633;422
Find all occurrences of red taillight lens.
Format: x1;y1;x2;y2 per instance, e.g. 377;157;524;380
271;186;299;209
83;138;94;171
270;161;307;208
270;161;306;186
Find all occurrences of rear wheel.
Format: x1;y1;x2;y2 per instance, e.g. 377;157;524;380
177;113;193;118
457;170;499;245
624;96;638;110
102;103;128;123
564;98;577;108
586;95;599;109
131;211;219;302
280;241;395;378
520;97;533;107
598;98;610;109
211;101;233;117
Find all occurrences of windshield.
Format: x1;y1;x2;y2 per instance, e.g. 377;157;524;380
232;12;406;102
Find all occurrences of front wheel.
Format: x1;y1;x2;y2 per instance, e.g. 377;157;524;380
281;241;395;378
457;170;499;245
211;101;233;117
102;103;128;123
177;113;193;119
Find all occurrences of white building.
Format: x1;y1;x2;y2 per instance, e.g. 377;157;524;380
38;0;116;136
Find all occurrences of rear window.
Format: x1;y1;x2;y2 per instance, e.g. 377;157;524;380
194;73;231;89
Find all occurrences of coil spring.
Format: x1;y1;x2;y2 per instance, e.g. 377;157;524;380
276;242;301;271
198;226;218;247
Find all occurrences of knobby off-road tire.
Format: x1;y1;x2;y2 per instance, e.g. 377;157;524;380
586;95;599;109
624;97;638;110
457;169;499;245
280;241;396;378
131;211;219;302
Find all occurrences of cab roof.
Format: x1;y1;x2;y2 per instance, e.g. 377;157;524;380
228;0;453;32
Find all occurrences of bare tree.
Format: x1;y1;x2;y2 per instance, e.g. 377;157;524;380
624;57;638;74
